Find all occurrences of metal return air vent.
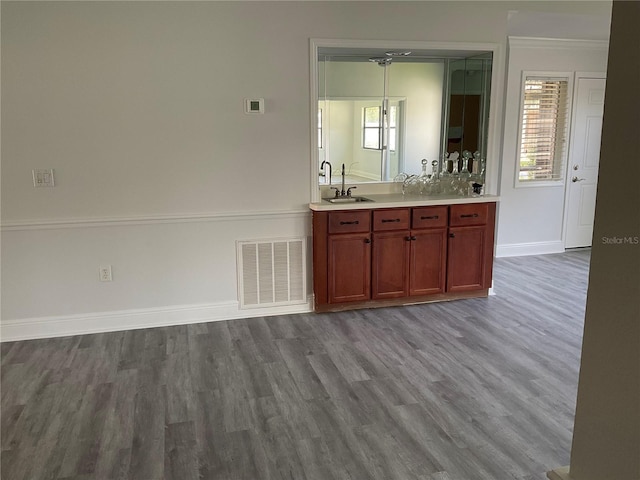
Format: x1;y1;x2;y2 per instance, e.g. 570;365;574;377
237;238;306;309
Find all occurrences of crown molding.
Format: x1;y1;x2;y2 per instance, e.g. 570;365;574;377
508;36;609;51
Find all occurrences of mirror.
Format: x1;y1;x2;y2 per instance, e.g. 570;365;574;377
444;53;493;174
316;46;493;185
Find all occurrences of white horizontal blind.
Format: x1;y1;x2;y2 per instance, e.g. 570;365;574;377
518;77;570;182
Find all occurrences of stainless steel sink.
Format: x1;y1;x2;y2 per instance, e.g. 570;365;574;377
323;196;374;204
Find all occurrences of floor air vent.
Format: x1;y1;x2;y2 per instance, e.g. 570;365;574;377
237;238;306;309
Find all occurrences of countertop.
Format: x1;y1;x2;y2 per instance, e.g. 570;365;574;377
309;193;500;211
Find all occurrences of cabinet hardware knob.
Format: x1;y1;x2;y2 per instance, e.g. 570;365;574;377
411;236;417;241
364;238;371;244
339;220;359;225
381;218;401;223
449;233;455;238
460;213;479;218
421;215;438;220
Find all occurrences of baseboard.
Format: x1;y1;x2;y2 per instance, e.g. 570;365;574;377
0;298;314;342
547;466;571;480
496;240;565;258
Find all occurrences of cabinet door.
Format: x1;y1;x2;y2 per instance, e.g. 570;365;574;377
446;226;486;292
409;228;447;296
328;233;371;303
372;231;410;299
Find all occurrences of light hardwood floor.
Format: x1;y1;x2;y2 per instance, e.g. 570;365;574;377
1;249;591;480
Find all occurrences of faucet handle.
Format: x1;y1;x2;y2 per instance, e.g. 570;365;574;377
330;187;340;197
346;186;357;197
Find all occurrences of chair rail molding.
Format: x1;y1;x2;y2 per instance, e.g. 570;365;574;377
1;209;310;231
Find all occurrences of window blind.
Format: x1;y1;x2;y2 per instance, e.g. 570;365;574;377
518;77;569;182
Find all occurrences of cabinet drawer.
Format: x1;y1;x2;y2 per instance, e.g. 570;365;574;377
449;203;488;227
328;210;371;234
412;206;448;229
373;208;410;231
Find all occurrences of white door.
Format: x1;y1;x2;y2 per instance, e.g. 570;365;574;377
564;77;606;248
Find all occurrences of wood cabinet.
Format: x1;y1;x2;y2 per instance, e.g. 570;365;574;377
371;208;411;299
321;210;371;304
312;201;496;312
409;228;448;296
447;203;495;292
328;233;371;303
409;206;448;296
372;230;411;299
370;207;447;300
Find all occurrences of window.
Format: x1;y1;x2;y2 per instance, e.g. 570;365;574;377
517;76;570;183
363;106;382;149
362;105;397;151
318;108;323;149
388;105;397;152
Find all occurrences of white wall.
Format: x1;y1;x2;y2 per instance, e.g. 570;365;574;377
327;101;355;175
496;38;609;257
1;1;612;340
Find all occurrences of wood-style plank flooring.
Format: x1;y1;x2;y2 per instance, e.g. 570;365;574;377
1;249;591;480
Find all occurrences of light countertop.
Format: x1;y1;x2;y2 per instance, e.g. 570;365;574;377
309;193;500;211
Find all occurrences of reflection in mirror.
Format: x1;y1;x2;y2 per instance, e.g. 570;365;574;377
445;53;492;174
318;55;444;184
319;97;406;184
315;47;493;187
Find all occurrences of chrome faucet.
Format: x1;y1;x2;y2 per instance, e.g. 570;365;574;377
320;160;332;185
328;163;356;198
330;163;355;197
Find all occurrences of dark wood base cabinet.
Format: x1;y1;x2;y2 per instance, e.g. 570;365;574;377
312;202;496;312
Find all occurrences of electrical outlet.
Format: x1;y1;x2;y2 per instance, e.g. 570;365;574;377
99;265;112;282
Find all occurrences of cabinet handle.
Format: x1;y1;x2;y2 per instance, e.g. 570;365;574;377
406;235;417;241
339;220;359;225
381;218;401;223
449;233;455;238
460;213;479;218
411;236;417;241
421;215;439;220
364;238;371;244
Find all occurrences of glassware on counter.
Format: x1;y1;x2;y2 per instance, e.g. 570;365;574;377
469;152;485;196
417;159;431;195
403;174;420;195
394;172;409;194
440;153;454;194
427;159;441;195
392;153;487;197
447;152;461;195
457;155;472;196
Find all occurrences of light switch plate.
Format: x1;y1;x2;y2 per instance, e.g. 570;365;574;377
244;98;264;114
32;169;55;187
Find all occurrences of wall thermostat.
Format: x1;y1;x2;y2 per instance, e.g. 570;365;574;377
244;98;264;114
